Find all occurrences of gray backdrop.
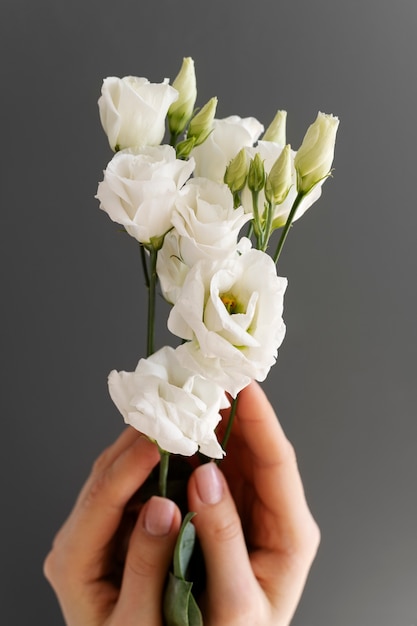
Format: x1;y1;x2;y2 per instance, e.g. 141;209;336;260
1;1;416;624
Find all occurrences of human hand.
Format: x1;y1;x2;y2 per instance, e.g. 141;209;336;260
44;382;319;626
187;381;320;625
43;429;182;626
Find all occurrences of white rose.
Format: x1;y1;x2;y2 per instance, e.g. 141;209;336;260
96;145;194;245
241;141;323;229
98;76;179;151
108;346;228;458
190;115;264;184
168;248;287;396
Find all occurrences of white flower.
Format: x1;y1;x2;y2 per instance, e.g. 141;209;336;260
172;178;251;265
190;115;264;184
108;346;228;458
156;230;189;305
241;141;323;228
96;145;194;246
98;76;178;151
168;248;287;396
157;179;251;303
294;112;339;194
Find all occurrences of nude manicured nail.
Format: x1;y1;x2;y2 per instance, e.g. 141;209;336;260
143;496;175;536
195;462;223;504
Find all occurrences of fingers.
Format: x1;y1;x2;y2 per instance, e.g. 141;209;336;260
188;463;266;622
234;382;319;555
113;496;181;625
44;433;161;589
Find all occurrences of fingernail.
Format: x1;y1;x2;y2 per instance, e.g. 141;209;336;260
195;462;223;505
143;496;175;536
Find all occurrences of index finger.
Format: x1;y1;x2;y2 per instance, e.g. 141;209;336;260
51;434;160;580
234;381;316;549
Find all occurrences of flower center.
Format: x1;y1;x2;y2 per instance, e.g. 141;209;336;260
220;292;243;315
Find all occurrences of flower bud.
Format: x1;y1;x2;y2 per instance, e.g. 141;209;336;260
294;112;339;194
262;110;287;145
247;153;265;193
265;144;292;205
224;148;249;193
168;57;197;136
188;97;218;146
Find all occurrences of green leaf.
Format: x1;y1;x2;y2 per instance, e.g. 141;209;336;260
163;573;203;626
174;512;197;579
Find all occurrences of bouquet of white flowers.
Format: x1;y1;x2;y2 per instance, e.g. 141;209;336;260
95;57;339;626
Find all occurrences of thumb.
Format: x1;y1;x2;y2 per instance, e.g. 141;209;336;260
188;463;260;621
113;496;181;625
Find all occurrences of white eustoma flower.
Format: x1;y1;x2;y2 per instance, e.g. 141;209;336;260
108;346;228;458
96;145;194;246
241;141;322;228
98;76;178;151
172;178;251;265
157;179;251;303
168;247;287;397
190;115;264;184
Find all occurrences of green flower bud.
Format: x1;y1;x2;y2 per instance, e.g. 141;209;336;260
175;135;197;159
294;112;339;194
168;57;197;136
247;153;266;193
224;148;249;194
188;97;218;146
262;110;287;145
265;144;292;205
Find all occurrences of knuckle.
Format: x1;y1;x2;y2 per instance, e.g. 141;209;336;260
282;438;298;467
306;517;321;555
125;551;159;580
43;541;69;590
81;468;111;510
43;549;56;584
212;516;242;544
91;445;113;475
287;514;321;564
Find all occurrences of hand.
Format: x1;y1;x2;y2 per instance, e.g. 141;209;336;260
44;430;182;626
187;381;320;625
44;382;319;626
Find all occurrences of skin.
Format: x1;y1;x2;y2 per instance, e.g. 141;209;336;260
44;381;320;626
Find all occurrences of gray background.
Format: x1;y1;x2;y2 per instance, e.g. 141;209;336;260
1;1;416;624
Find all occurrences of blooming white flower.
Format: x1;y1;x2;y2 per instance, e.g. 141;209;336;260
96;145;194;246
190;115;264;184
168;247;287;397
241;141;322;228
98;76;178;151
172;178;251;265
294;112;339;194
157;179;251;304
108;346;228;458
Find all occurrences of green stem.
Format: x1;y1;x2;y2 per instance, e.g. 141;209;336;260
147;247;158;357
169;130;180;148
139;244;150;289
262;200;275;251
273;192;304;264
246;221;254;240
217;394;239;464
251;190;262;250
158;450;170;497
